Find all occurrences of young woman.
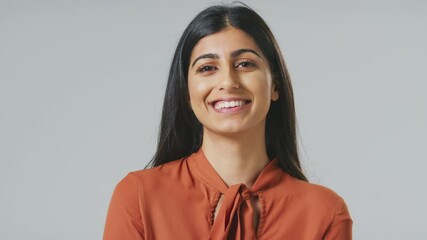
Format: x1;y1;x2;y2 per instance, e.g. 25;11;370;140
103;4;352;240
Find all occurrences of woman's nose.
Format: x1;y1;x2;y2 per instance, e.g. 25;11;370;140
218;67;240;91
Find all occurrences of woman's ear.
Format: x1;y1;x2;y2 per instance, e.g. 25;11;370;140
188;99;193;110
272;86;279;101
271;76;279;101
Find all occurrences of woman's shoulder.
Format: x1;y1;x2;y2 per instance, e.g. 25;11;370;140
266;173;353;237
270;173;352;227
279;173;348;208
133;158;187;177
116;157;191;191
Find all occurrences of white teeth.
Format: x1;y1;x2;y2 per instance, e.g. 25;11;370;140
214;100;247;110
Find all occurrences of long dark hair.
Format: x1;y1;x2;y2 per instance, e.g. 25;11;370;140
147;3;307;182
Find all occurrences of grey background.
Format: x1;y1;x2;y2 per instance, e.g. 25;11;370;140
1;0;426;239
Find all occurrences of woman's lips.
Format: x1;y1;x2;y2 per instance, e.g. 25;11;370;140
209;98;252;113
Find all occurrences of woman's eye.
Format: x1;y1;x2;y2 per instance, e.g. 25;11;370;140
197;65;216;73
236;61;256;69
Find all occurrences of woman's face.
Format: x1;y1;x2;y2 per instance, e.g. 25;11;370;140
188;27;278;135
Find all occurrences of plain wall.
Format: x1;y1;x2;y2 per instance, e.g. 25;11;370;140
1;0;426;239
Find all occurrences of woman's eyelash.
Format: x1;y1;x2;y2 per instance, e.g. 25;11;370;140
236;60;256;68
196;65;216;73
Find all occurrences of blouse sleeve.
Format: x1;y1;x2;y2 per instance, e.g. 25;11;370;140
103;172;144;240
323;197;353;240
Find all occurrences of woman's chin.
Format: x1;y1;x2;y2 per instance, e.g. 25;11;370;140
203;124;258;137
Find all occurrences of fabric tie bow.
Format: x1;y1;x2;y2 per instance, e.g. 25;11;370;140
209;184;257;240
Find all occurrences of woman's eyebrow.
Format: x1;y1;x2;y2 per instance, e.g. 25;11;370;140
191;49;261;68
231;48;261;58
191;53;220;67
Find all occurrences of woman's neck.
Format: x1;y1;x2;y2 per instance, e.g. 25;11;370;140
201;127;270;188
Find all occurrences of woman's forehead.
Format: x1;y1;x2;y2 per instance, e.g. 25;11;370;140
190;27;262;60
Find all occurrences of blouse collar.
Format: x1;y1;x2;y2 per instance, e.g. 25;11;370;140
187;148;285;194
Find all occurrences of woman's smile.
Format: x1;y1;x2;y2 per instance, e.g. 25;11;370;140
209;98;252;113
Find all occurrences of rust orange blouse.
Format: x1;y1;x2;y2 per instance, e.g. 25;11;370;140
103;149;352;239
